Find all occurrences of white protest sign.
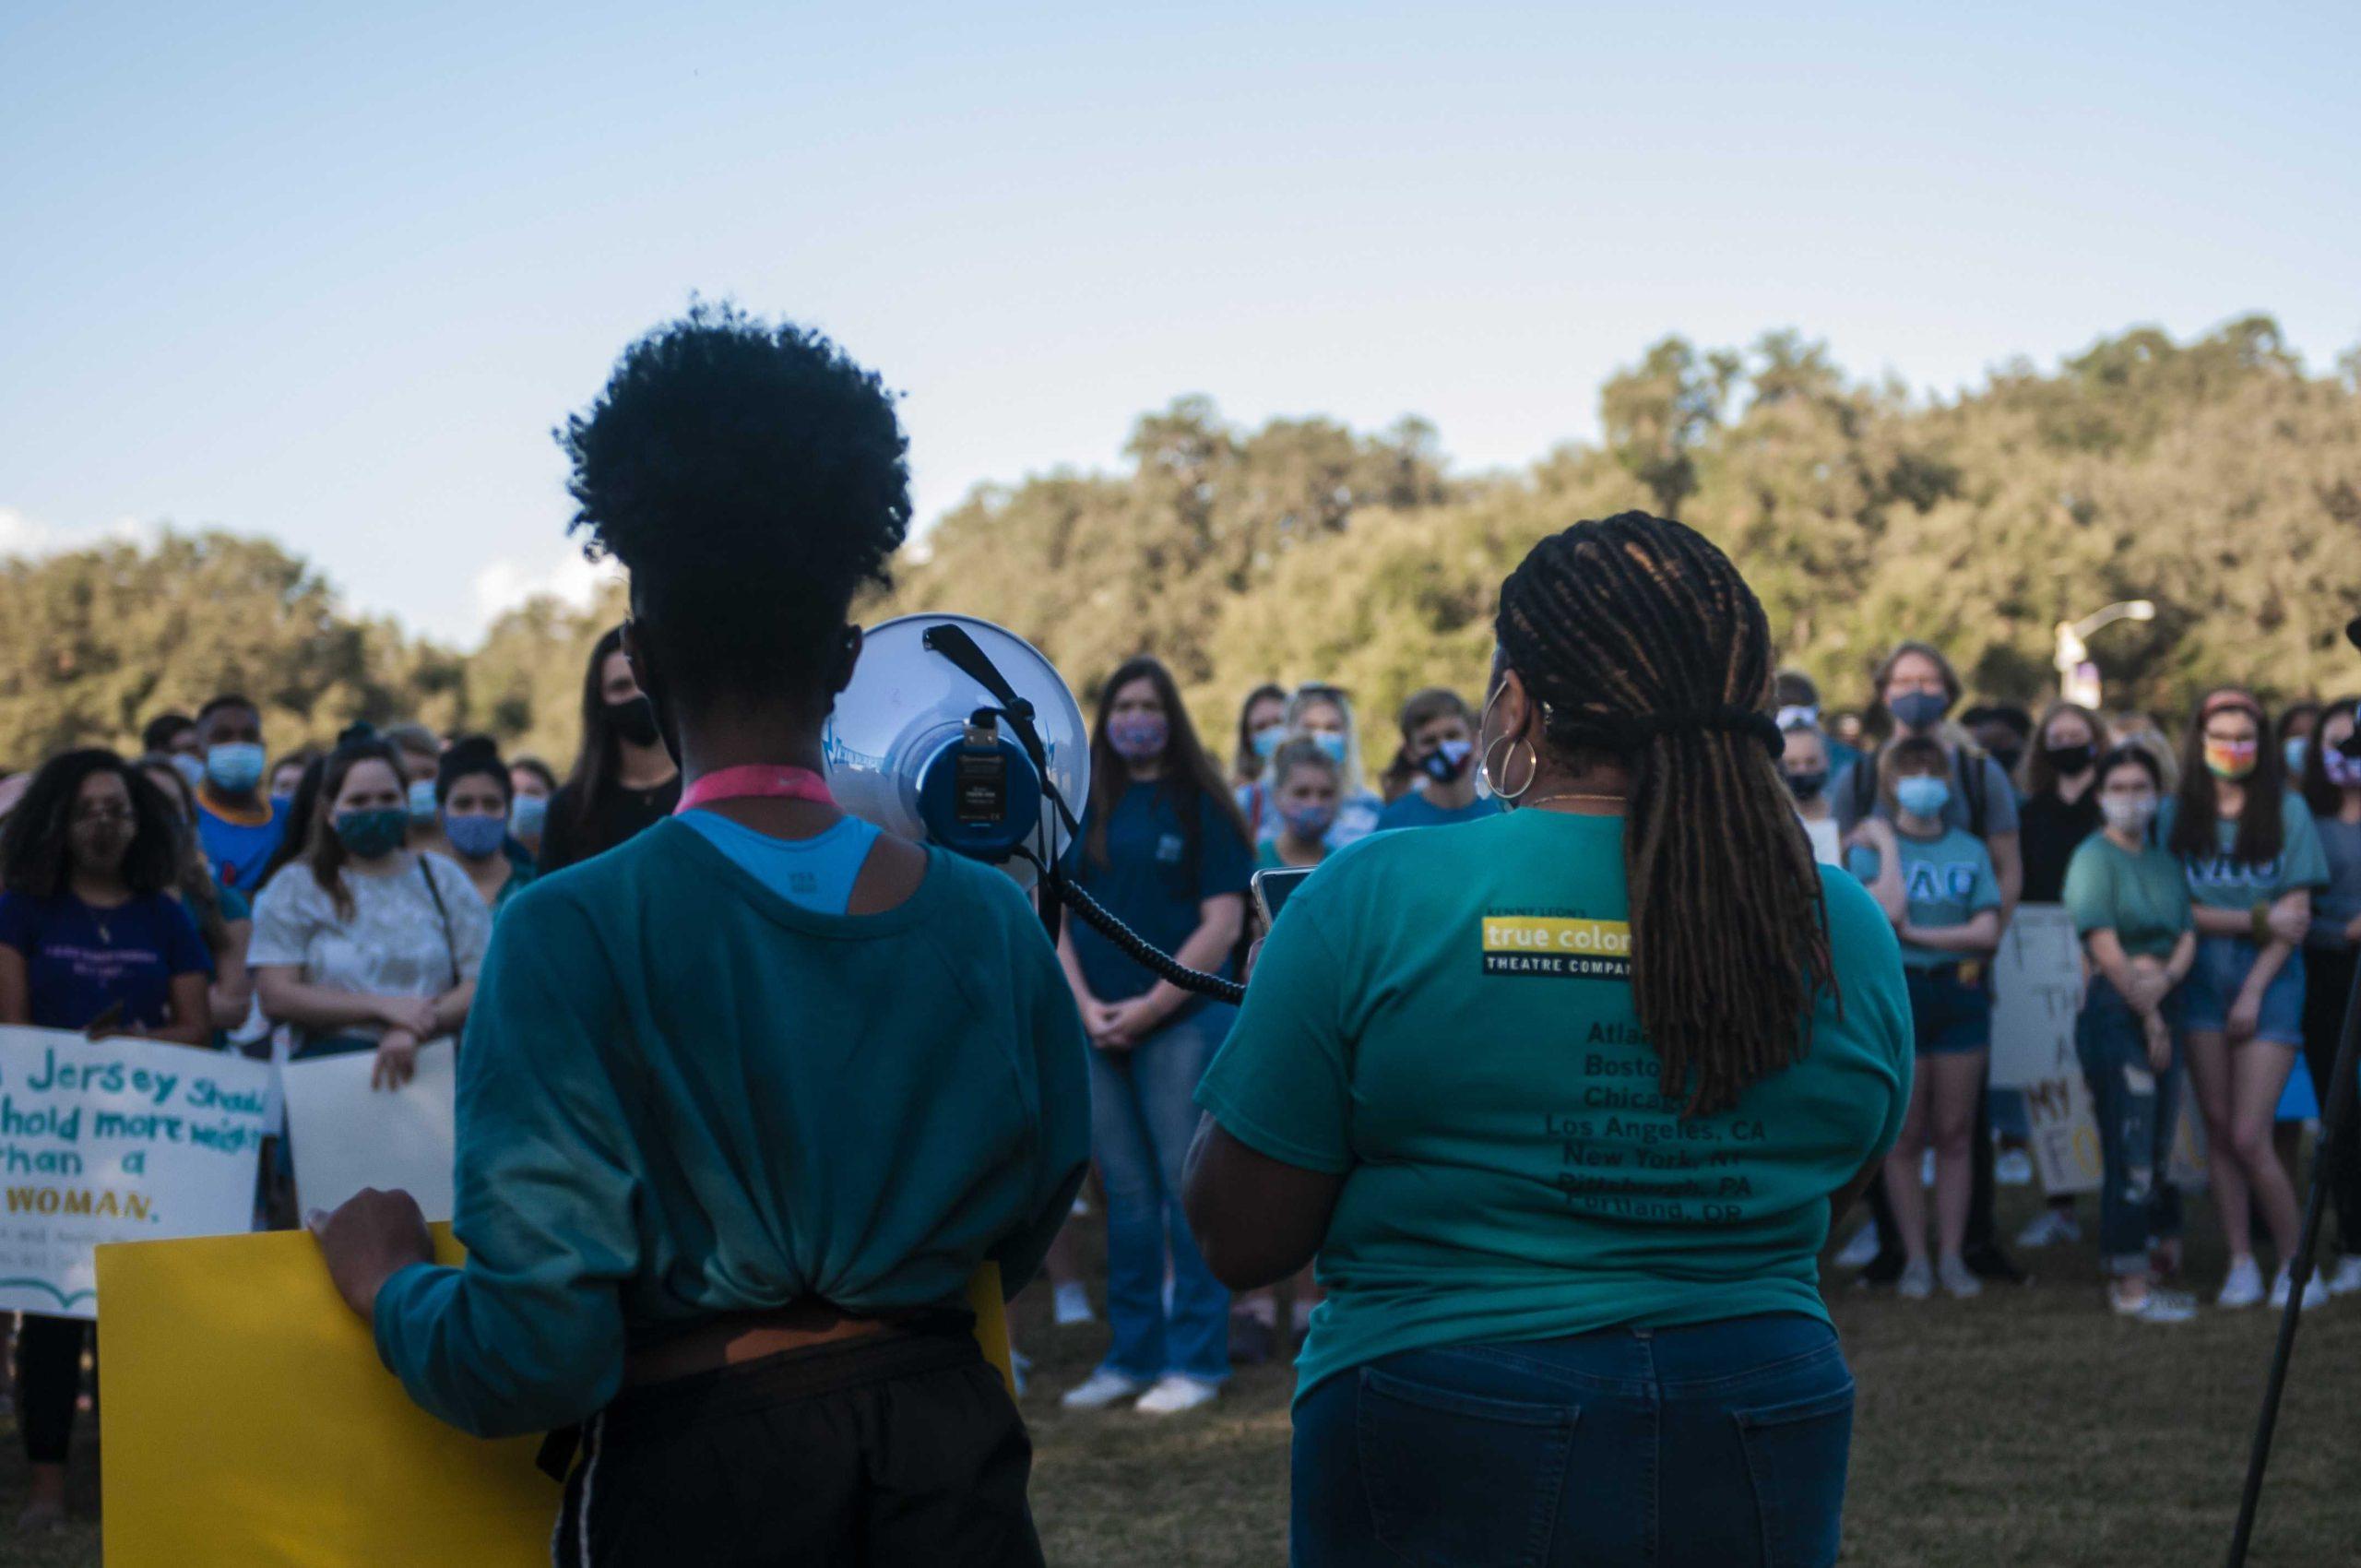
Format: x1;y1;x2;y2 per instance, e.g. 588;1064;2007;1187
0;1026;272;1319
281;1040;457;1221
1987;904;2082;1089
2020;1070;2102;1195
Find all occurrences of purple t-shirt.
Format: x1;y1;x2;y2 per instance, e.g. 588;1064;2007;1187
0;891;210;1032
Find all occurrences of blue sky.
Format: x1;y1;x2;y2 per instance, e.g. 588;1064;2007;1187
5;2;2356;645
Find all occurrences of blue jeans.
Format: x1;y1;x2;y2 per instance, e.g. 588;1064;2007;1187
2075;978;2187;1274
1292;1313;1853;1568
1088;1003;1231;1384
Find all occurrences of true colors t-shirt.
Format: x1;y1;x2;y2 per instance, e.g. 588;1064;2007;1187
1845;826;2001;968
1070;782;1252;1005
2062;835;2192;960
1195;808;1913;1403
0;891;211;1032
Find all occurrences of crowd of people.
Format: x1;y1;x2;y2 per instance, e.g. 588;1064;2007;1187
2;306;2356;1564
0;647;692;1527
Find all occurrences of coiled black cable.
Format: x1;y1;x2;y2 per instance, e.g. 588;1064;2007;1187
1015;847;1247;1005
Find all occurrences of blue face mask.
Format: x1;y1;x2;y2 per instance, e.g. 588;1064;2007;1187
1895;776;1952;820
172;754;208;792
509;794;550;839
1888;690;1951;734
333;808;409;860
1281;802;1336;841
1250;724;1287;759
205;742;267;794
408;779;440;824
444;813;508;861
2284;737;2308;777
1310;731;1350;766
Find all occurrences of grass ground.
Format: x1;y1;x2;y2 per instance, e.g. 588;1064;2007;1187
1;1184;2355;1566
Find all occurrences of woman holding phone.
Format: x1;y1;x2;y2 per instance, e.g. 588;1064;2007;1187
1187;512;1911;1567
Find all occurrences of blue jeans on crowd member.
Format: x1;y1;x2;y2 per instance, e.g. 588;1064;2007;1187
2075;977;2187;1275
2182;935;2307;1045
1291;1313;1853;1568
1087;1002;1232;1385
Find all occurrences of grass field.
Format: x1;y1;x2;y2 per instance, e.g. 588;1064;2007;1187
2;1184;2355;1566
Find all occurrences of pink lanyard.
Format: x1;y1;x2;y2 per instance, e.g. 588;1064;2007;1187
673;765;836;814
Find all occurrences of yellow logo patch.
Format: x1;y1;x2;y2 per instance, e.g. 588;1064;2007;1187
1481;916;1631;978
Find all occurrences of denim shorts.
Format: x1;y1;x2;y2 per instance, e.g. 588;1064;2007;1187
1904;964;1990;1056
2181;935;2307;1046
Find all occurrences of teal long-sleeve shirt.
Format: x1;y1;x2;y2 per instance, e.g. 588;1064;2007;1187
372;819;1092;1439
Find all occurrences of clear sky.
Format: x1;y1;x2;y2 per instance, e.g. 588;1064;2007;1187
5;2;2356;646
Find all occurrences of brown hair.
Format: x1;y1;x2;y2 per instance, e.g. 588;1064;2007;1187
1877;734;1952;814
1865;640;1964;733
2021;701;2105;799
304;737;409;920
2168;688;2285;868
1495;511;1833;1117
1084;656;1252;871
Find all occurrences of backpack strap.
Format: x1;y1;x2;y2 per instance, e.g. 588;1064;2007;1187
1955;747;1989;840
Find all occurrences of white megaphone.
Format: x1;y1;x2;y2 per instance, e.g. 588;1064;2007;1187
823;613;1089;889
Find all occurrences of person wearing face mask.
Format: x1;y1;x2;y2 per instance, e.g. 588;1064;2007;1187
2008;701;2111;1250
1845;737;2003;1301
1059;655;1252;1418
1781;721;1843;865
505;756;559;864
1252;684;1384;849
385;724;447;845
538;626;684;874
140;754;255;1042
2164;689;2331;1311
2279;700;2321;781
2062;745;2199;1322
144;711;203;790
1776;670;1859;778
191;695;288;897
1232;683;1289;788
250;731;490;1090
1375;688;1501;831
1259;740;1343;869
2296;696;2361;1296
1834;643;2025;1286
0;751;211;1529
1962;704;2034;783
434;737;536;914
268;752;314;810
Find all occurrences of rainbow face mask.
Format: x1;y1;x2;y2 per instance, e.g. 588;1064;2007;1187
2203;737;2259;780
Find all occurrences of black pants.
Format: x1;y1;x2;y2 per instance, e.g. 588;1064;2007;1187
2301;944;2361;1253
555;1323;1042;1568
15;1313;89;1466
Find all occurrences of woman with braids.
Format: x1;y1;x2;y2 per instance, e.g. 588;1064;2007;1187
1185;512;1912;1568
307;307;1088;1566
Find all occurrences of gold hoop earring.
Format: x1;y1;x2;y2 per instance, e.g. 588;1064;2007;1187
1484;734;1537;802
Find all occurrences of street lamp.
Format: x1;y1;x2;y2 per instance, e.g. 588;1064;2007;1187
2054;600;2155;708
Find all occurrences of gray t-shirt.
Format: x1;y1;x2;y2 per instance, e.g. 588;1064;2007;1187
2309;814;2361;950
1832;745;2021;840
249;851;491;1043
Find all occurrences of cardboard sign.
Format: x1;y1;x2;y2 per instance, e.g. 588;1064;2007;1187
281;1039;457;1221
1987;905;2083;1089
96;1227;1018;1566
0;1027;272;1318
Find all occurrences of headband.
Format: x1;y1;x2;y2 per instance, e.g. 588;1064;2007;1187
2199;690;2263;723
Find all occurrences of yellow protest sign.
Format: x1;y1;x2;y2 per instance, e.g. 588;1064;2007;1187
96;1229;1016;1565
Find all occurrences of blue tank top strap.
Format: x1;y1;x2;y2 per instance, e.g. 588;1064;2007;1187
675;813;884;917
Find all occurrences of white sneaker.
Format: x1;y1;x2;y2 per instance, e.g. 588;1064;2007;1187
2268;1266;2331;1313
1134;1374;1220;1416
2110;1284;2199;1324
1834;1221;1880;1270
1052;1281;1096;1327
2327;1254;2361;1296
2016;1208;2082;1249
1060;1369;1150;1410
2217;1257;2266;1310
1995;1149;2035;1187
1937;1256;1984;1300
1896;1259;1935;1300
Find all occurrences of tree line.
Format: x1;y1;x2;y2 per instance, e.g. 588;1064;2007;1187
4;316;2355;773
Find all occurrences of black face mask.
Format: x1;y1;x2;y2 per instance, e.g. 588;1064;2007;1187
608;695;662;751
2042;742;2095;777
1784;768;1829;802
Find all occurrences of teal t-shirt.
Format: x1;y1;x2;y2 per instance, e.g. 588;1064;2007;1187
1375;790;1503;831
1195;809;1914;1404
2172;793;2332;910
372;819;1092;1439
1845;826;2001;968
2061;835;2192;960
1256;839;1326;871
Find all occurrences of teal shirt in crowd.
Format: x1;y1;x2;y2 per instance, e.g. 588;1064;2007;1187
1195;810;1913;1404
373;819;1092;1438
2170;793;2331;910
2061;835;2192;960
1374;790;1502;831
1845;826;2001;968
